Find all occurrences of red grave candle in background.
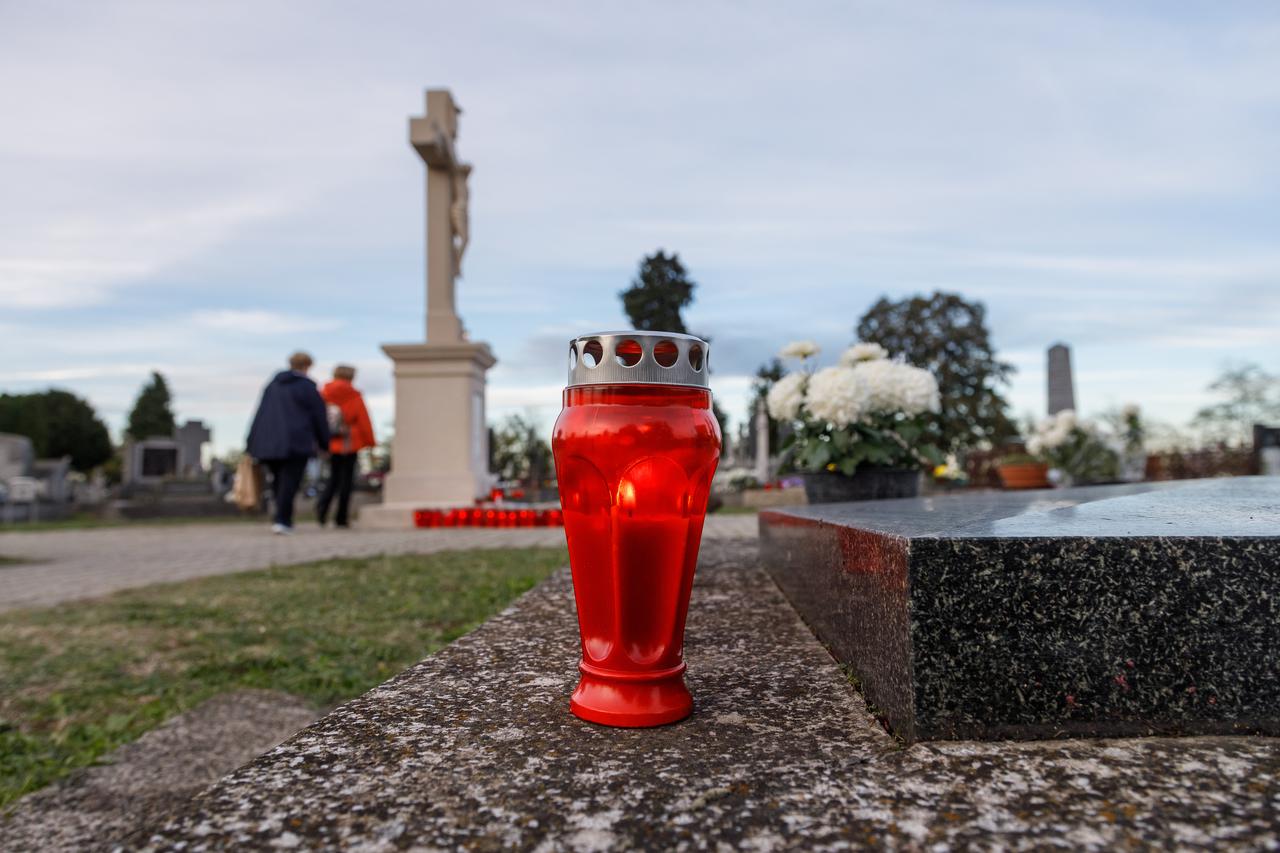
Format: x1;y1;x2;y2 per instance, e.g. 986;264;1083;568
552;331;721;727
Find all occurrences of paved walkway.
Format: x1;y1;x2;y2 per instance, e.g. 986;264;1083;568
0;514;757;612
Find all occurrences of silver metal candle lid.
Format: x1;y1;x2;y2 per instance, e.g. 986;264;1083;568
567;331;711;389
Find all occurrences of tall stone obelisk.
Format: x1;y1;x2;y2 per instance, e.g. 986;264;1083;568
361;89;496;528
1046;342;1076;415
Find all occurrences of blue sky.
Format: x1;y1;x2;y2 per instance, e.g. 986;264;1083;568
2;1;1278;453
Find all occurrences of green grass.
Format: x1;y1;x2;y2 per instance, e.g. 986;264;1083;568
0;546;566;809
1;512;267;533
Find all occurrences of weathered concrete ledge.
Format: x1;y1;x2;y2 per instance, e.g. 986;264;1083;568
761;477;1280;743
140;539;1279;850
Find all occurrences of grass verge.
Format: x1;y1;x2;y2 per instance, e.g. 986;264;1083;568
0;546;566;809
0;513;268;533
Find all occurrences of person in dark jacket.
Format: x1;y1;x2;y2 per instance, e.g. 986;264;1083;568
246;351;330;534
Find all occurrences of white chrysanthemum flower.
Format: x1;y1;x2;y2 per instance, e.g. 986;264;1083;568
1026;435;1044;455
804;366;868;427
779;340;820;360
1121;403;1140;419
839;342;888;365
1041;424;1072;449
849;359;896;412
1054;409;1077;430
849;360;940;415
892;363;942;415
765;372;807;421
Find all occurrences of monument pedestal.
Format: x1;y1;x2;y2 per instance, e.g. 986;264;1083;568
359;342;496;529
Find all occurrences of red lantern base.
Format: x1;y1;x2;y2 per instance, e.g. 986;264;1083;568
569;661;693;727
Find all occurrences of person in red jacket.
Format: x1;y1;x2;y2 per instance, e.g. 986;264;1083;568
317;364;376;528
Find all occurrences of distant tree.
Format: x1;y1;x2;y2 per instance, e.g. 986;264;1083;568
620;249;728;446
1193;363;1280;445
620;250;694;333
0;390;113;471
126;371;176;440
856;291;1016;452
490;414;553;486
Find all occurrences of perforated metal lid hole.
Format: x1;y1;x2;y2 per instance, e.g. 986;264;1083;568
615;338;642;367
654;340;679;368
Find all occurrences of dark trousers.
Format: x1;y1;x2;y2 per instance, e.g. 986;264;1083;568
317;453;357;526
266;456;308;528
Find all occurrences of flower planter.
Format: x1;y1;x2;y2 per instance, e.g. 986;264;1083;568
801;467;920;504
996;462;1050;490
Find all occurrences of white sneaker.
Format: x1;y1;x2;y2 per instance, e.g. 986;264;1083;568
271;523;294;535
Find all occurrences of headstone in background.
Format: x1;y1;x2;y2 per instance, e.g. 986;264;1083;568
0;432;35;482
173;420;212;477
7;476;39;503
31;456;71;503
1047;342;1076;415
1256;424;1280;476
126;439;180;484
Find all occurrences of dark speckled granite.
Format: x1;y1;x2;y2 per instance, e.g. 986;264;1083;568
760;477;1280;742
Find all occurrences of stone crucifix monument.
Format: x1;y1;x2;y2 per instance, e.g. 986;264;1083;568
362;89;496;528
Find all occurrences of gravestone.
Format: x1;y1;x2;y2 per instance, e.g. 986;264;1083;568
0;432;35;482
173;420;211;477
126;439;179;484
1255;424;1280;476
760;478;1280;742
31;456;71;503
1047;342;1076;414
362;89;496;529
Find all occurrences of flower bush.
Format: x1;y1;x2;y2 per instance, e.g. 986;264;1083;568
1026;409;1120;485
766;341;943;475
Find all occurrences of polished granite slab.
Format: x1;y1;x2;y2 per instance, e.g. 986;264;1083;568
760;477;1280;742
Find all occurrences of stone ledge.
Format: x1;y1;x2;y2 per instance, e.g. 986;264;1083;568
138;538;1279;850
760;477;1280;742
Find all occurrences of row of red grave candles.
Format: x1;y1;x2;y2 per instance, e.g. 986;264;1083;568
413;507;565;528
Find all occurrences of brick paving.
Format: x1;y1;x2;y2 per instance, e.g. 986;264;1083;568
0;514;757;612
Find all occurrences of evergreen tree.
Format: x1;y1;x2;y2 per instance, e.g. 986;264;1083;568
126;371;177;440
856;291;1016;452
620;250;694;333
0;390;113;471
619;250;727;443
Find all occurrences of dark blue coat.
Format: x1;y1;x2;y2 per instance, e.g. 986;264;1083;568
247;371;330;461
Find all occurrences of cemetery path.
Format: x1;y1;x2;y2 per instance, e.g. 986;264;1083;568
0;514;758;612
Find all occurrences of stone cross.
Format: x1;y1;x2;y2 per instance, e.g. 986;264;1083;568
409;89;472;343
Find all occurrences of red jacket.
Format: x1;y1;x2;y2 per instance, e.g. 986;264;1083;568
320;379;376;455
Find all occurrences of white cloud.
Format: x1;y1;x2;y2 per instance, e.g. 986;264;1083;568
191;310;342;335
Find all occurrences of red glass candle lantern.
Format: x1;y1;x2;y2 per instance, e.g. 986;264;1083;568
553;331;721;727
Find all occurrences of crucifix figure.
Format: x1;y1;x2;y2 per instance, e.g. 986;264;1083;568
410;89;473;343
